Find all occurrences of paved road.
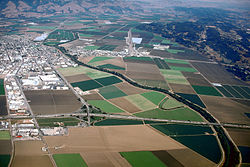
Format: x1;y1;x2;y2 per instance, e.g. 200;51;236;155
2;112;250;129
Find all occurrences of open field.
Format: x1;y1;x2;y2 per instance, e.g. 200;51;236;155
82;91;104;100
24;90;82;115
53;154;88;167
45;126;185;153
94;119;143;126
0;131;10;140
134;79;170;90
134;107;204;122
47;29;77;41
88;100;125;113
65;74;92;83
125;94;156;111
126;62;160;74
115;82;149;95
192;85;223;97
99;85;127;99
170;66;197;72
120;151;166;167
226;128;250;147
11;140;53;167
169;83;196;94
165;59;189;64
141;92;166;105
177;93;206;108
172;135;221;164
109;97;141;113
123;57;154;64
200;95;250;124
126;71;165;81
28;25;56;30
0;96;7;116
84;45;100;50
0;140;11;155
191;62;247;85
37;118;80;127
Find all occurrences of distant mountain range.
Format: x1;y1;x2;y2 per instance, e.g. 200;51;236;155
0;0;144;18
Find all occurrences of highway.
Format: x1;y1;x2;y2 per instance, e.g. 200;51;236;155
2;112;250;129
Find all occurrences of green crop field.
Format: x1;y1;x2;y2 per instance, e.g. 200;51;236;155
88;100;125;113
159;98;183;109
160;69;189;85
97;64;125;70
88;56;114;64
99;85;127;99
170;66;197;72
172;135;221;163
215;86;233;98
84;45;100;50
94;119;143;126
79;33;93;37
222;85;243;98
120;151;166;167
125;94;156;111
0;155;11;167
0;131;10;140
29;26;56;30
141;92;166;105
37;118;80;127
176;93;206;108
135;107;204;122
123;56;153;62
0;83;5;95
161;39;177;45
47;29;76;41
164;59;189;64
53;154;87;167
95;76;122;86
152;124;213;136
71;80;103;91
192;85;223;97
166;49;185;54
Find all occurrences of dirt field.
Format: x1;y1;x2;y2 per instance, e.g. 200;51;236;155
65;74;92;83
109;97;141;113
82;91;104;100
11;140;53;167
0;140;12;154
200;95;250;124
191;62;248;85
78;56;95;64
126;62;160;74
169;83;196;94
115;82;149;95
125;71;165;81
24;90;82;115
226;128;250;147
94;57;125;68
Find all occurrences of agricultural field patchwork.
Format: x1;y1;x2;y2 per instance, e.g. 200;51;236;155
53;154;88;167
88;100;125;113
159;98;184;109
88;56;115;64
135;107;204;122
125;94;156;111
177;93;206;108
160;69;189;85
99;85;127;99
141;91;166;105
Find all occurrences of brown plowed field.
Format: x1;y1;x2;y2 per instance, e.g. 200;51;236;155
0;140;12;154
10;140;53;167
191;62;248;85
168;148;216;167
126;62;160;73
226;128;250;147
65;74;92;83
83;91;104;100
187;78;212;87
109;97;141;113
96;57;125;68
169;83;196;94
24;90;82;115
125;71;165;81
78;56;95;64
200;95;250;124
115;82;149;95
